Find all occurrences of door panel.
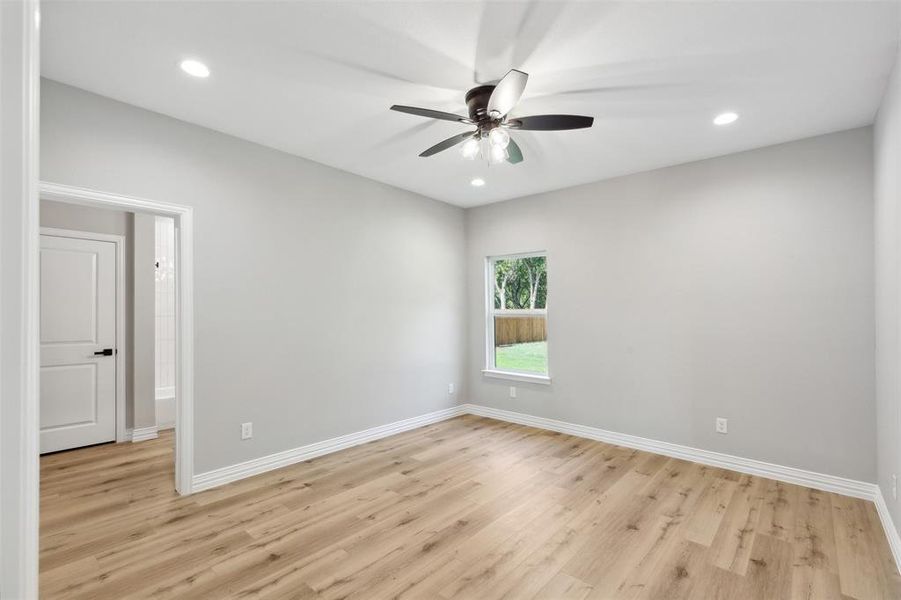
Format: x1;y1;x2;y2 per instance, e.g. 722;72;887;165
40;234;117;453
40;248;99;343
40;364;98;429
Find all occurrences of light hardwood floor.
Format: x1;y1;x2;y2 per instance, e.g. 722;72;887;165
40;415;900;599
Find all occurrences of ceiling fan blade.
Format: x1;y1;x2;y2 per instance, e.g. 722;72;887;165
487;69;528;118
419;131;477;157
506;138;524;164
390;105;472;124
508;114;594;131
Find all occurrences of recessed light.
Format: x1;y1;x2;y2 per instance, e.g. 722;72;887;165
713;111;739;126
180;59;210;78
471;177;486;187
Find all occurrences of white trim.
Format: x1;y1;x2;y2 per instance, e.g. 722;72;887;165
192;406;466;493
128;426;159;443
493;309;547;317
462;404;877;500
462;404;901;572
175;208;195;495
185;399;901;575
1;1;41;596
40;227;128;444
38;182;195;496
41;182;195;216
875;488;901;574
484;256;494;372
188;400;875;499
481;369;552;385
487;250;549;261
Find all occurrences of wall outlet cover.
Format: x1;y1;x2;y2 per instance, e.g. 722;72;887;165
448;383;455;395
715;417;728;434
241;422;253;440
509;386;517;399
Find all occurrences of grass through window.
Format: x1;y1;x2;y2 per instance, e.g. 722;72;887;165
495;341;548;373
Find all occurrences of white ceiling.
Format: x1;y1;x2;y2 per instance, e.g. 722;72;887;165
41;1;901;208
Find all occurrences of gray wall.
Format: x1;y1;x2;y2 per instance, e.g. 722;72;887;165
876;43;901;530
466;128;876;482
39;200;156;430
41;77;878;485
40;79;467;474
132;213;157;429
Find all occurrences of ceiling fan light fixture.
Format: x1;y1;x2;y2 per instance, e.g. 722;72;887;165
488;127;510;149
487;144;509;165
460;138;480;160
391;68;593;165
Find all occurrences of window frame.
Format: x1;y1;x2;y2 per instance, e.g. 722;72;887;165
482;251;552;384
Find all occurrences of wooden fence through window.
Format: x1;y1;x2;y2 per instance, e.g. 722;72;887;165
495;315;547;346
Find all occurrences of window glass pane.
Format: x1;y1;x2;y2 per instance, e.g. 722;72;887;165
493;256;547;310
494;315;547;374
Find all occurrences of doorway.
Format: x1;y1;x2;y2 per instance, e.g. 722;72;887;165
39;182;195;494
155;216;177;432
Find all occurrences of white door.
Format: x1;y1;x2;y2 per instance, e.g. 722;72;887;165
40;233;118;453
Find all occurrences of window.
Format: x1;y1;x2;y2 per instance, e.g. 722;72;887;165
484;253;550;382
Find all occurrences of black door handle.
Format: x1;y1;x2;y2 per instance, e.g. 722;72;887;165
94;348;114;356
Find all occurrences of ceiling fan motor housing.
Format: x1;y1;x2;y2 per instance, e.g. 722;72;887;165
465;85;497;125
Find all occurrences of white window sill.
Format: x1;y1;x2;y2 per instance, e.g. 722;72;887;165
481;369;552;385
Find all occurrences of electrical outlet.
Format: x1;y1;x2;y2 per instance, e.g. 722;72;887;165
893;474;897;501
509;386;517;399
241;422;253;440
448;383;455;395
715;417;728;434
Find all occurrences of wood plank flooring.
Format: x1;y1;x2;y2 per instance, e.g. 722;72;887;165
40;415;901;599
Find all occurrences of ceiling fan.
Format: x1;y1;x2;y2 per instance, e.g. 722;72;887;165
390;69;594;165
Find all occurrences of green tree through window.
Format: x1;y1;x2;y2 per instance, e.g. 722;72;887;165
493;256;547;310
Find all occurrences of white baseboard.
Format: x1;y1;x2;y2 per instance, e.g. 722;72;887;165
156;393;176;431
186;400;900;574
466;403;901;575
191;405;466;492
875;488;901;572
189;402;876;500
128;425;159;443
462;403;877;501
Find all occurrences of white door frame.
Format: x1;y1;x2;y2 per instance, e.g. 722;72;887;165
40;227;128;444
3;5;191;593
39;182;195;497
1;0;41;597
